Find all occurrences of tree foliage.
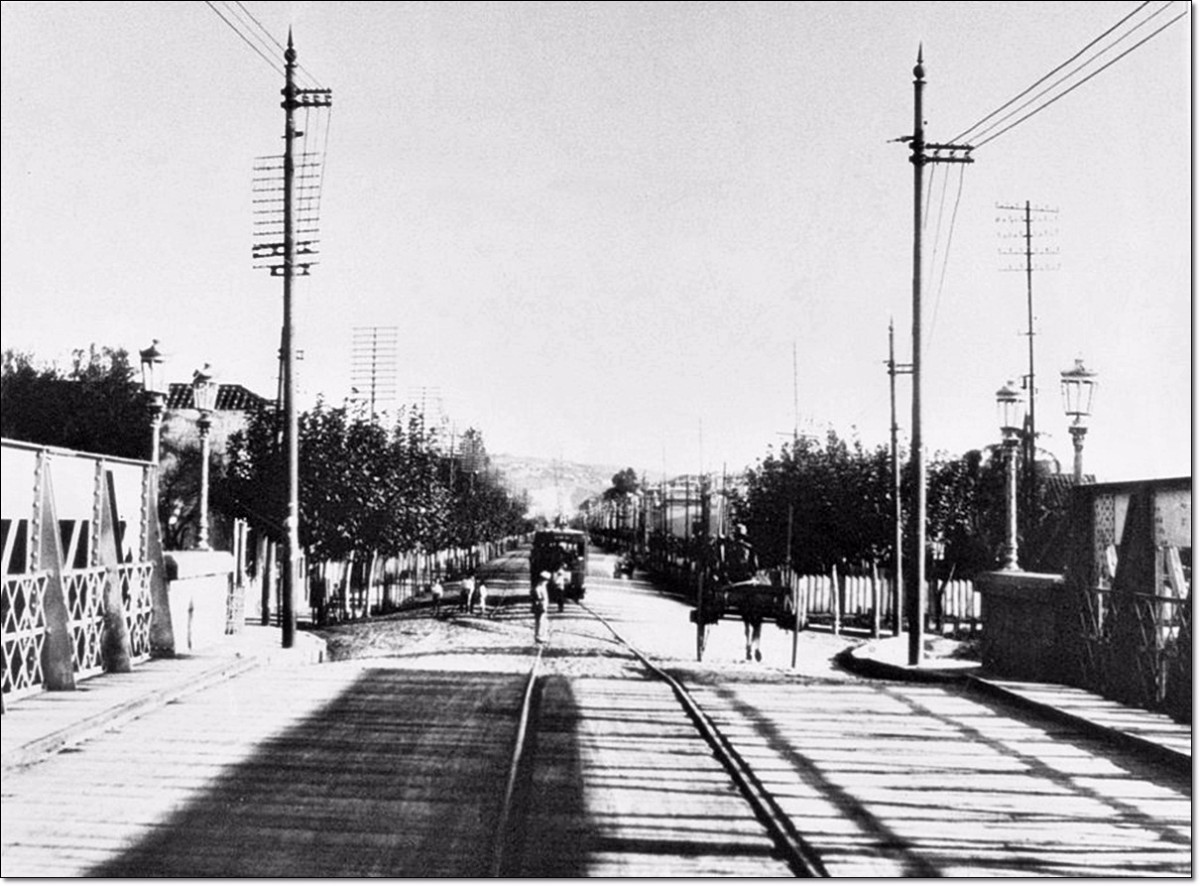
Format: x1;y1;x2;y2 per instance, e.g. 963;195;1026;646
1;346;152;459
739;430;1071;580
739;431;893;575
602;466;641;501
223;401;529;562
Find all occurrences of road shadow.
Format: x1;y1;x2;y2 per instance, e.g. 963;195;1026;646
86;668;588;877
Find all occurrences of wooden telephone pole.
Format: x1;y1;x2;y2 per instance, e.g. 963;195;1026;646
904;49;972;665
252;33;332;647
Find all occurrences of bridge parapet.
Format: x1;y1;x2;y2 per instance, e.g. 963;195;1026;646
979;476;1191;722
2;439;172;707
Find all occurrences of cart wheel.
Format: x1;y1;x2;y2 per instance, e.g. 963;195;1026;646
696;622;709;662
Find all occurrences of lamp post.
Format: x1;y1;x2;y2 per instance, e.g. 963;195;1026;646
192;364;217;551
996;380;1026;571
1060;358;1098;484
139;340;167;465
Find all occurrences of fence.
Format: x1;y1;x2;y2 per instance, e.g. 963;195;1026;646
640;534;980;637
1066;477;1191;720
244;535;526;627
1;439;170;706
779;569;978;636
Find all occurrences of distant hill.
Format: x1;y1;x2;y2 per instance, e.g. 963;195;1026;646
488;453;659;520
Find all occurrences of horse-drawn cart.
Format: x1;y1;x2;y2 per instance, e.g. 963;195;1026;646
688;578;796;660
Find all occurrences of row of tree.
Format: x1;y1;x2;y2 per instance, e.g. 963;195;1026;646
1;346;532;561
2;347;153;460
223;401;530;561
735;429;1068;580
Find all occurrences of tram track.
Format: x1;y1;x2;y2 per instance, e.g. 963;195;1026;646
490;591;828;878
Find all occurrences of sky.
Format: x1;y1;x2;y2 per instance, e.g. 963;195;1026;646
1;1;1191;482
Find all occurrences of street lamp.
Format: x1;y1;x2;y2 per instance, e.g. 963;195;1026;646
139;340;167;464
996;380;1025;571
192;363;217;551
1060;358;1098;484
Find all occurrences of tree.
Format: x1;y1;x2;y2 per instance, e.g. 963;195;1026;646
223;401;530;565
604;467;641;500
739;431;893;576
1;346;152;459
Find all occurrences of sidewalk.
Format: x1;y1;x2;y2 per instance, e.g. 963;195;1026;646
1;625;327;773
842;633;1192;776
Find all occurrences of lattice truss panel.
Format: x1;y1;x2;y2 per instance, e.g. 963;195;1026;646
64;567;107;676
118;562;154;660
1078;585;1190;710
1092;493;1117;587
2;573;49;698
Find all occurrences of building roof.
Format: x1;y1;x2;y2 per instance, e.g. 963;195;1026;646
166;383;270;412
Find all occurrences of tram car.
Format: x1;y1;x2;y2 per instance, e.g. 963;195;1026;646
530;528;588;611
689;577;796;660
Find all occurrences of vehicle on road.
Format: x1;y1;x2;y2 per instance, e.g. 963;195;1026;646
690;578;794;660
530;529;588;611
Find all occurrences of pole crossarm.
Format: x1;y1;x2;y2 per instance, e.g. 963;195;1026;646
913;145;975;166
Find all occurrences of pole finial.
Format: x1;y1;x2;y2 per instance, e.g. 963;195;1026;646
285;27;296;63
914;44;925;79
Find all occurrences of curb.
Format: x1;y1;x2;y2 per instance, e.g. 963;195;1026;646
837;643;1191;777
835;645;975;685
963;676;1192;777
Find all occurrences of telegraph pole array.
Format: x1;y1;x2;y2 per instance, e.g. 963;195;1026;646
350;326;399;416
901;48;973;666
997;201;1058;534
252;32;332;649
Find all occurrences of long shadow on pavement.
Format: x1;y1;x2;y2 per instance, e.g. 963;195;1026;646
86;668;589;878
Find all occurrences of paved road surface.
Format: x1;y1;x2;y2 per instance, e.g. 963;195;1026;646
1;550;1190;877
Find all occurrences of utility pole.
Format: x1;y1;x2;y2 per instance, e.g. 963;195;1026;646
997;201;1058;546
251;33;332;648
886;319;912;638
903;48;972;666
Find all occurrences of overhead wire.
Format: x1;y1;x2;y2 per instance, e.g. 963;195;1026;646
917;1;1180;352
923;162;951;347
203;0;283;78
204;0;326;90
973;4;1187;148
927;164;967;349
970;1;1179;146
218;0;282;66
231;0;325;90
949;1;1155;145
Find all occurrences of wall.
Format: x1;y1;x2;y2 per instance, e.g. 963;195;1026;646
977;571;1070;681
164;551;235;654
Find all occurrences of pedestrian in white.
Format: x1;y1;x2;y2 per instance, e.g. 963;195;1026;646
476;577;490;617
531;571;550;643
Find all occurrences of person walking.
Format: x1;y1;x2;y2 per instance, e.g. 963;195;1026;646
743;610;764;662
531;570;550;643
461;575;474;614
430;576;444;618
475;577;490;618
